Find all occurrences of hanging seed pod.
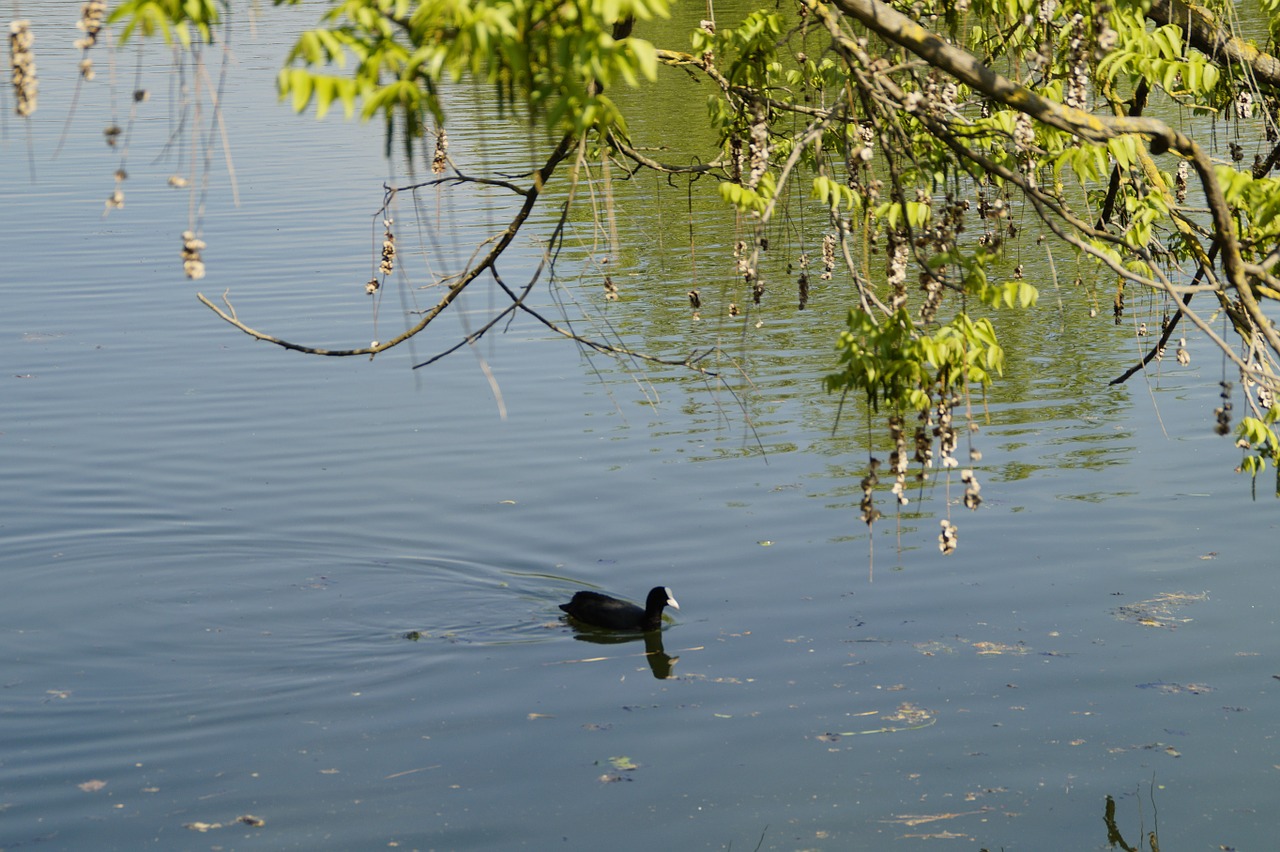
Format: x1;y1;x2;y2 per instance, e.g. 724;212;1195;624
365;278;380;296
728;136;743;184
688;289;701;310
75;1;107;51
603;276;619;301
379;221;396;276
938;519;958;554
1236;91;1254;121
961;469;982;510
181;230;207;280
918;271;943;324
889;415;909;505
1093;1;1117;59
1214;381;1233;435
431;127;448;174
914;418;933;474
887;234;908;289
746;101;769;189
10;20;37;117
820;233;836;281
860;458;882;525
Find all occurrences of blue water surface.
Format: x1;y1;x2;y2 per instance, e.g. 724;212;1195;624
3;5;1279;851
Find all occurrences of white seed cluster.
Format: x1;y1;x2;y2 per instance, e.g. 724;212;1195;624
820;232;836;281
733;239;759;291
961;468;982;509
182;230;207;280
935;398;958;469
887;235;908;307
914;414;933;473
918;73;958;115
1174;160;1189;204
75;0;107;80
1092;3;1117;60
888;415;909;506
379;220;395;276
431;127;448;174
859;458;882;526
1064;14;1089;111
10;20;37;117
747;101;769;190
1014;112;1035;152
919;270;944;324
1236;91;1254;121
938;518;958;554
75;1;107;50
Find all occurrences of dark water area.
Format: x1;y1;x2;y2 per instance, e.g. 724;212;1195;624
3;5;1280;851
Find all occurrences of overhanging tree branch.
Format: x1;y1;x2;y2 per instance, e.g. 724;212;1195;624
818;0;1280;361
197;135;575;357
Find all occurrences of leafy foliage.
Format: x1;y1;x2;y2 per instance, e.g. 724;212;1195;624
68;0;1280;524
270;0;668;154
109;0;224;47
826;308;1004;414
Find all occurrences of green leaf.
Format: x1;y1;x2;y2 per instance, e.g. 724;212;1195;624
290;69;314;113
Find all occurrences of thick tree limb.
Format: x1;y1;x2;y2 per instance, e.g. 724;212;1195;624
1147;0;1280;90
819;0;1280;360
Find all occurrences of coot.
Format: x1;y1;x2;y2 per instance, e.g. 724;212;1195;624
559;586;679;631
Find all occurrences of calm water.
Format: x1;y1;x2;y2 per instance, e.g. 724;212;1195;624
4;6;1279;851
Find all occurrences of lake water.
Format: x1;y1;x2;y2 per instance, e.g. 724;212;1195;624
4;6;1279;851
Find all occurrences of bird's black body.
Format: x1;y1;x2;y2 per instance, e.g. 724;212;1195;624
559;586;679;631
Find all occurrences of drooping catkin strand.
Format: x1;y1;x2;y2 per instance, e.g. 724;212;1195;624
10;20;38;117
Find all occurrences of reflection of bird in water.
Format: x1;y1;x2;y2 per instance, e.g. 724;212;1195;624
643;631;678;679
566;625;679;680
559;586;678;632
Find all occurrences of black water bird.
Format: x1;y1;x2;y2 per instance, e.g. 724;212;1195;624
559;586;679;631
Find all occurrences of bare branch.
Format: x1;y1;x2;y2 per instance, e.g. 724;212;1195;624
197;135;576;357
